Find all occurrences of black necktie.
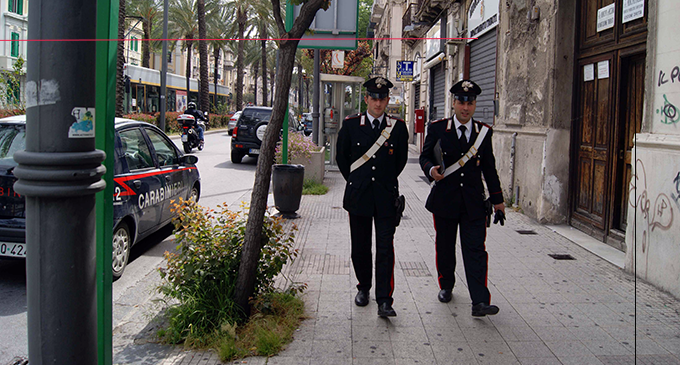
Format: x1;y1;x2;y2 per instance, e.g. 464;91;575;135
458;125;467;147
373;118;381;135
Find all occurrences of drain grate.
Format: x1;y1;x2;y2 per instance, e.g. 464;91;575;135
548;254;575;260
516;230;537;235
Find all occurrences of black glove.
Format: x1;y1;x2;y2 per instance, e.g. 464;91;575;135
493;210;505;226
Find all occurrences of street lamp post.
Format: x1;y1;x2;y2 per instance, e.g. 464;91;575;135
15;0;106;363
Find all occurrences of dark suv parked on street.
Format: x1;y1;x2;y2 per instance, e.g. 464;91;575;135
230;106;301;163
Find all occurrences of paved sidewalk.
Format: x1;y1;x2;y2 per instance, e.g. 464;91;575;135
113;146;680;365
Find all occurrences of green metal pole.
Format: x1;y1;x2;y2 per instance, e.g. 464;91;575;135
282;105;289;164
95;0;117;364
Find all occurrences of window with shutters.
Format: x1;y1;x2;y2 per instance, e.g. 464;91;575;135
10;32;20;57
8;0;23;15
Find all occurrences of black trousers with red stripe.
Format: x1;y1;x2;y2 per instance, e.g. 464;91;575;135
349;213;396;306
433;210;490;305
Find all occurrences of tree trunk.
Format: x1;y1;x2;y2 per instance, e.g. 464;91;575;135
236;7;246;110
214;48;220;112
253;62;259;105
233;0;327;316
116;0;126;117
297;61;302;112
270;68;275;106
234;42;298;314
261;25;268;106
142;19;151;68
185;38;193;105
198;0;209;113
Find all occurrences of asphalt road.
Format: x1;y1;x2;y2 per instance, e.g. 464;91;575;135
0;130;258;364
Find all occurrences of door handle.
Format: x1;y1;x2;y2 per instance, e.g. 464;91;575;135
133;180;142;189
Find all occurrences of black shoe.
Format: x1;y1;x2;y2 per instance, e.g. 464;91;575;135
377;302;397;317
438;289;452;303
471;302;499;317
354;290;369;307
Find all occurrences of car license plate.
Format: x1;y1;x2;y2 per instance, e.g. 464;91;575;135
249;148;260;155
0;242;26;258
181;134;188;142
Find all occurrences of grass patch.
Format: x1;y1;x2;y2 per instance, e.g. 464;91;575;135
214;291;306;361
302;179;328;195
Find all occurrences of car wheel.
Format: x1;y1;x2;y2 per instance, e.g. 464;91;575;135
112;221;131;281
189;184;200;202
231;149;243;163
183;142;192;154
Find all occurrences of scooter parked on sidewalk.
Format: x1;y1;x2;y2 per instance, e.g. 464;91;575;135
178;114;204;153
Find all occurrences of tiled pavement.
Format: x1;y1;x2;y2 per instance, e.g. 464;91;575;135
113;146;680;365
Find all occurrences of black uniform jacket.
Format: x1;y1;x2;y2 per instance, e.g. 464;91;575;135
336;113;409;218
419;118;503;220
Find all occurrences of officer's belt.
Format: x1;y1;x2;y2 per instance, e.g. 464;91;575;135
350;115;396;172
440;124;490;178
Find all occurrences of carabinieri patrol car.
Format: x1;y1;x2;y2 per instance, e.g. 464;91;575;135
0;116;201;280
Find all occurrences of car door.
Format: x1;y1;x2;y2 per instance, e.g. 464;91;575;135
114;127;163;234
143;127;188;224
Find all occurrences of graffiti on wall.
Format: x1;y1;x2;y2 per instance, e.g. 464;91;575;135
658;66;680;87
657;94;679;125
629;159;675;275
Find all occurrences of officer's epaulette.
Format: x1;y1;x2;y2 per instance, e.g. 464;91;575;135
387;115;405;123
431;117;449;124
345;113;361;120
474;119;493;129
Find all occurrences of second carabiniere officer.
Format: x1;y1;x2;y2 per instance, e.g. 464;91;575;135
336;77;409;318
419;79;506;317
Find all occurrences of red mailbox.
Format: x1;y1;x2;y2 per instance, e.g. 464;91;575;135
415;108;425;133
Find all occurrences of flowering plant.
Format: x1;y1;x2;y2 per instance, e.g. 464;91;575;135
274;131;320;164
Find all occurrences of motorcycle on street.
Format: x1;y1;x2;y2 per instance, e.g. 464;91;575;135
178;114;204;153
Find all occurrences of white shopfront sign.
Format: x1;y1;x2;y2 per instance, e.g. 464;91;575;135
468;0;499;40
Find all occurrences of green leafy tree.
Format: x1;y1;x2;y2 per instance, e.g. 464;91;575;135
234;0;330;316
1;56;25;111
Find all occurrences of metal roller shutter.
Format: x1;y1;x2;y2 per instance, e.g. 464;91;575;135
469;30;497;125
429;62;446;121
414;83;420;109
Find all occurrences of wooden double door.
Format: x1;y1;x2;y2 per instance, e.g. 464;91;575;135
571;51;645;249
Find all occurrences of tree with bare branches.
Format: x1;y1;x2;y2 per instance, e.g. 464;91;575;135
234;0;330;315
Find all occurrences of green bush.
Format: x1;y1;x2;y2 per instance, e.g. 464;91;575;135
157;199;298;344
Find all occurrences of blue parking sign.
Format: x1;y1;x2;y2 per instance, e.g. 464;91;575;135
396;61;414;82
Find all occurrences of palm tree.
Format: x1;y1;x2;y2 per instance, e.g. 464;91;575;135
223;0;261;110
127;0;161;68
242;41;261;104
197;0;209;112
251;1;274;106
168;0;198;101
206;8;230;111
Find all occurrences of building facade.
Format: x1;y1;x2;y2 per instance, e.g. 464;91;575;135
1;0;27;109
393;0;680;298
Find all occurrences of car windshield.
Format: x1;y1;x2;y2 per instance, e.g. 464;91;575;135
239;109;272;126
0;124;26;167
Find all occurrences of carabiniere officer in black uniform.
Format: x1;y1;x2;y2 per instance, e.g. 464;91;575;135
419;79;506;317
336;76;408;317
